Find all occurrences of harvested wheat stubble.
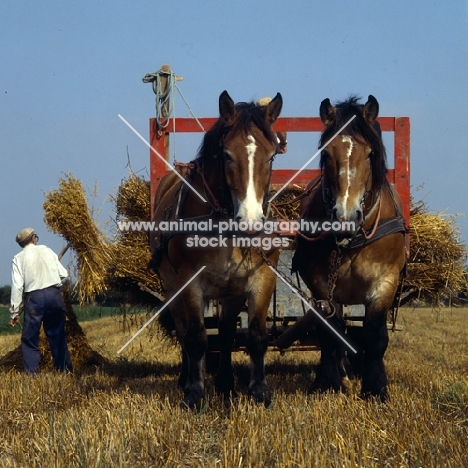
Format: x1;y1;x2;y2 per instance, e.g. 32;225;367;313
43;174;114;305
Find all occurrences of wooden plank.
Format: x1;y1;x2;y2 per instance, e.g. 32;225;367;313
149;116;397;134
149;121;171;214
394;117;411;225
270;169;320;186
271;168;397;188
149;116;409;218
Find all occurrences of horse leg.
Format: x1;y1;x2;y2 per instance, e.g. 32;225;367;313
360;310;389;401
177;294;208;409
246;292;272;407
345;327;364;379
178;348;189;389
214;296;244;401
163;300;189;390
311;304;349;393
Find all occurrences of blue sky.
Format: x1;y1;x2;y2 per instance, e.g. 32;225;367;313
1;0;467;286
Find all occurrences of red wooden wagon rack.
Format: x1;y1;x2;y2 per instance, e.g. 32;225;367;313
149;116;410;226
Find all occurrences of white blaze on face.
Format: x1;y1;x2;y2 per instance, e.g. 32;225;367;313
336;135;358;220
236;135;265;222
340;135;353;205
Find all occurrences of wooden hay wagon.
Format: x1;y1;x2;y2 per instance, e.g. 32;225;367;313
148;91;410;355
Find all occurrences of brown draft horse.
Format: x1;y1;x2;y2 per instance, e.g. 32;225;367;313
292;95;407;401
150;91;283;408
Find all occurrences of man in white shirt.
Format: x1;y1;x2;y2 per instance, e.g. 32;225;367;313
10;227;73;373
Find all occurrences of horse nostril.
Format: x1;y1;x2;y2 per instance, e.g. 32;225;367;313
332;208;338;220
356;209;363;222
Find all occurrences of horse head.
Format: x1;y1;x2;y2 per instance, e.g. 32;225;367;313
319;95;388;229
198;91;282;230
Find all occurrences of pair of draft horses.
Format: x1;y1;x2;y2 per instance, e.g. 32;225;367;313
150;90;407;409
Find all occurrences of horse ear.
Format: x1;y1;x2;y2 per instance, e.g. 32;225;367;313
264;92;283;125
363;95;379;123
219;90;237;125
320;98;336;126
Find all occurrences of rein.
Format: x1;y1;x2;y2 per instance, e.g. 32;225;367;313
173;135;277;223
194;161;225;215
361;194;381;240
252;244;337;321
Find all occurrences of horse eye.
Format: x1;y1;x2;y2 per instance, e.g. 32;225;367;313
223;152;234;163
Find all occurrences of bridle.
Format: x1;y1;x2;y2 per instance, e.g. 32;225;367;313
203;129;279;219
320;148;380;234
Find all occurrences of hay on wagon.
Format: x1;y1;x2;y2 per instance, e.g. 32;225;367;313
107;174;164;305
405;198;467;304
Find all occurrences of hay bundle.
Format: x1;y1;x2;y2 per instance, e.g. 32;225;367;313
406;199;467;303
270;184;304;220
43;174;114;304
1;175;110;371
108;174;163;304
108;230;163;302
0;289;107;371
115;174;152;221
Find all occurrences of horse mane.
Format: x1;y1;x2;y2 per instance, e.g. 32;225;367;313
319;95;388;191
195;101;278;163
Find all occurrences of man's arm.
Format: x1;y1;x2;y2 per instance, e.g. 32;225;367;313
9;258;24;327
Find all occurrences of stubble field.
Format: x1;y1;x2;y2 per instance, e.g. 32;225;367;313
0;306;467;467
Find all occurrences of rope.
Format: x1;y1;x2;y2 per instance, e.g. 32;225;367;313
143;67;208;165
143;68;179;162
142;69;177;131
175;83;206;133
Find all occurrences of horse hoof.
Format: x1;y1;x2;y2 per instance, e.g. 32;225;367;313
309;377;342;395
248;382;272;407
359;388;390;403
219;390;238;409
181;384;204;410
180;399;196;410
215;377;238;405
180;396;204;411
216;387;238;401
215;374;235;397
